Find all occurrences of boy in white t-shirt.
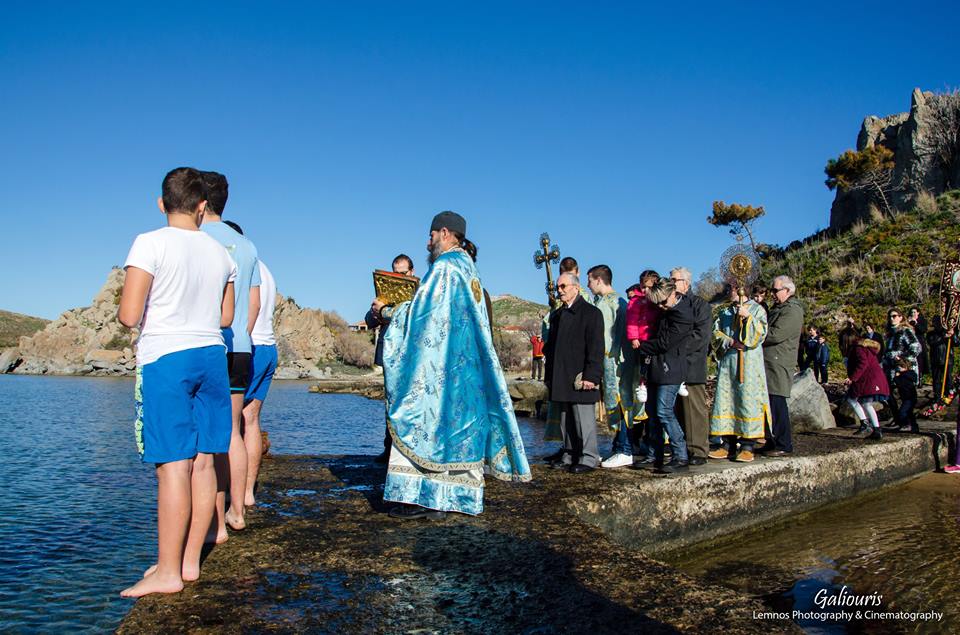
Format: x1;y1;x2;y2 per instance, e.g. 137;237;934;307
118;167;237;598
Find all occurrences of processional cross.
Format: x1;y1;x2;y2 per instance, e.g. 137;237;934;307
533;233;561;307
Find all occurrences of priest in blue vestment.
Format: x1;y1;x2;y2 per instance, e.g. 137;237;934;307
382;211;532;519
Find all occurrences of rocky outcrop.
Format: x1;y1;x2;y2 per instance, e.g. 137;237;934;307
4;269;344;379
831;88;960;231
12;268;135;376
272;296;337;378
787;369;835;432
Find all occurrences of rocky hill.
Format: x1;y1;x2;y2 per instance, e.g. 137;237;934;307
831;88;960;231
491;294;549;328
0;310;48;348
0;268;351;379
762;189;960;381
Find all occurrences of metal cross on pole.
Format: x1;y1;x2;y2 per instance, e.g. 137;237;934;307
533;232;561;307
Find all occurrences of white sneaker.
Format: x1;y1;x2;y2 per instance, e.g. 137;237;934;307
636;384;648;403
601;453;634;468
678;383;689;397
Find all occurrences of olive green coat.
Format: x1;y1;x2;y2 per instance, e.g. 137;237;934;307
762;296;804;397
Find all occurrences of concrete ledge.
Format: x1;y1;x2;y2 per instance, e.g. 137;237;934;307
570;433;949;555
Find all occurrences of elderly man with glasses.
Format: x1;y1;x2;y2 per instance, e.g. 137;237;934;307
543;273;605;473
758;275;804;457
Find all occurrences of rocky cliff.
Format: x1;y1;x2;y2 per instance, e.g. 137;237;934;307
831;88;960;230
0;269;341;379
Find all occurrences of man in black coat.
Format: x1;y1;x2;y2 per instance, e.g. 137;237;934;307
365;254;416;463
669;267;712;466
636;277;697;473
543;273;604;473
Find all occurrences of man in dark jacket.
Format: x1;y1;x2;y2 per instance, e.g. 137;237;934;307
366;254;416;463
670;267;712;466
543;273;605;473
636;277;697;473
928;316;959;398
760;275;804;456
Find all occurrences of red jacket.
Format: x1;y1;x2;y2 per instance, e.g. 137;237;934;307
626;291;659;342
530;336;544;358
847;340;889;399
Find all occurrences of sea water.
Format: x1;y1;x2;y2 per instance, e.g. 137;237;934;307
0;374;559;632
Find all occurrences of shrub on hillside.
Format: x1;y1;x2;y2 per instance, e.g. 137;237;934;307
334;330;374;368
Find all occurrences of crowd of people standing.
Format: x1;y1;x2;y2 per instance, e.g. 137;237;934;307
537;257;806;474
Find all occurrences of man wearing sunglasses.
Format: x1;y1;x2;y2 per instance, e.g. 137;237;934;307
543;273;605;473
758;275;804;457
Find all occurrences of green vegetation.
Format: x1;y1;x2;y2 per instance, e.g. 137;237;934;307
761;190;960;377
708;201;766;253
0;310;48;348
490;294;549;328
824;146;895;192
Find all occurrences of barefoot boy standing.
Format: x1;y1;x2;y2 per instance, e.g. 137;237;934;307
200;171;261;537
118;167;237;598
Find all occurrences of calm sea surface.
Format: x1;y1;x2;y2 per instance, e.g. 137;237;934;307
0;374;559;633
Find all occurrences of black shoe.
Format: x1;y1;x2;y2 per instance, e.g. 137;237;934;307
867;429;883;440
655;459;689;474
549;459;570;470
543;450;564;463
568;464;596;474
763;449;788;457
688;456;706;466
630;457;657;469
388;505;447;520
373;450;389;464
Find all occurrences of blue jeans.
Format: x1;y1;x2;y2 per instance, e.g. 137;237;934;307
611;422;636;456
650;383;688;463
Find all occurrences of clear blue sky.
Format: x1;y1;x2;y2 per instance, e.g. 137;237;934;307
3;1;958;321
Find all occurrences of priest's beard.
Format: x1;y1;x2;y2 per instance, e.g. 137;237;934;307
428;242;444;265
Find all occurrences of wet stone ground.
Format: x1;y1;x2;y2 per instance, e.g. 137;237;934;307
119;453;801;634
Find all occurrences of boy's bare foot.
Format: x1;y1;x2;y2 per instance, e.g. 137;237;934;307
144;562;200;581
181;561;201;582
244;492;256;507
225;509;246;531
121;571;183;598
204;526;229;545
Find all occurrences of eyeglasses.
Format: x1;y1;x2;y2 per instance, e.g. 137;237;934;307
557;283;576;291
669;278;685;283
771;287;785;293
656;300;670;308
889;314;900;319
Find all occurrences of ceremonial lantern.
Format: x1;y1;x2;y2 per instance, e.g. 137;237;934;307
533;232;561;306
719;239;761;383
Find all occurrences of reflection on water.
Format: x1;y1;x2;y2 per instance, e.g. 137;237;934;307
669;474;959;633
0;374;561;632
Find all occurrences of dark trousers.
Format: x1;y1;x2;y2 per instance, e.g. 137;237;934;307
896;399;918;429
768;393;793;453
932;360;954;398
815;364;828;384
678;383;708;460
383;404;392;451
531;356;544;380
